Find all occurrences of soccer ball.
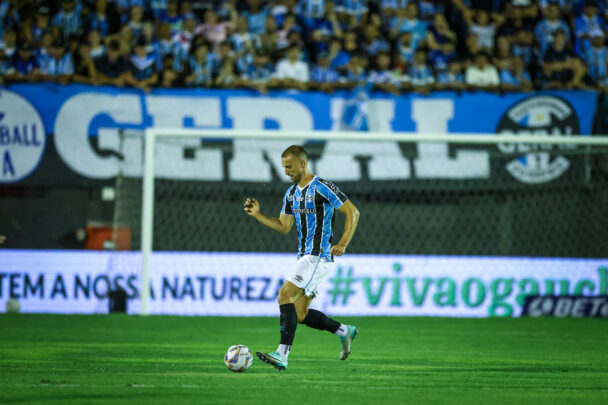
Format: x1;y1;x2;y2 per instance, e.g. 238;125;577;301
224;344;253;372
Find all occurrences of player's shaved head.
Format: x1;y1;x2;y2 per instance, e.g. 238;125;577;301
281;145;308;161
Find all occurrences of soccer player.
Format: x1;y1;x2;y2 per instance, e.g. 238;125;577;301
244;145;360;371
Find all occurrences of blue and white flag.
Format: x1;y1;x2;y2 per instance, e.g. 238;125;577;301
341;82;373;131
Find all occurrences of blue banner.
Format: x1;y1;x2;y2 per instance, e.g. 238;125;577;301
0;84;599;184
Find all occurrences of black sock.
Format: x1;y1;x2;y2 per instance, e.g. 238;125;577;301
279;303;298;346
302;309;341;333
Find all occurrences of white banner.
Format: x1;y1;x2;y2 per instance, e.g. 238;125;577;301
0;250;606;317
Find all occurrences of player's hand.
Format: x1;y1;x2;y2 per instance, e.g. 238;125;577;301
330;243;347;257
243;198;260;217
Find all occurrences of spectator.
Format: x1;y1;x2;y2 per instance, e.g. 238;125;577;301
231;16;258;73
418;0;446;21
277;13;301;50
52;0;82;41
500;4;535;40
240;48;274;93
339;51;368;88
463;32;482;61
427;13;457;55
306;1;343;43
493;36;513;70
395;31;416;69
96;39;128;86
465;51;500;91
0;48;15;84
0;28;17;59
72;42;98;85
337;0;369;28
436;58;465;91
500;56;533;91
272;0;298;27
42;40;74;84
231;15;259;55
179;1;197;23
184;42;214;87
214;57;239;88
87;0;113;38
379;0;405;20
35;31;54;72
88;30;106;60
155;22;174;67
342;29;360;54
218;0;239;22
465;9;505;50
407;48;435;94
243;0;269;35
574;1;607;55
583;28;608;88
542;29;587;89
158;55;181;88
362;24;390;57
159;0;183;35
126;37;158;91
511;29;534;70
309;51;341;92
389;2;427;48
12;41;39;82
124;5;145;41
196;8;236;53
148;0;168;20
258;16;279;56
213;41;235;76
296;0;328;26
369;50;401;95
272;44;309;90
171;14;197;71
27;6;52;44
328;35;350;69
534;4;571;54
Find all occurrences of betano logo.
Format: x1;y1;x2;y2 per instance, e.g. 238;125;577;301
328;264;608;317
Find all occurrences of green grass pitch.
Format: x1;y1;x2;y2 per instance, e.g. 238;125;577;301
1;314;607;404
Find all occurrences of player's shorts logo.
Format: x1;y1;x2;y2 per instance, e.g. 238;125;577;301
495;96;580;184
0;90;46;183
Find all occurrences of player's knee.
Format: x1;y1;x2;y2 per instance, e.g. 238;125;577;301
297;309;308;324
277;288;294;305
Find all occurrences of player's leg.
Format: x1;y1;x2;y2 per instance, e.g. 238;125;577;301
256;280;303;371
295;294;343;333
276;281;303;359
294;259;359;360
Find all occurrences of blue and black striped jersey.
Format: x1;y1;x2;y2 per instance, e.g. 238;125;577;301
281;177;348;261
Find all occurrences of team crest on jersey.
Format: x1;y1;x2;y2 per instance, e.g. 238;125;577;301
496;96;579;184
306;193;314;203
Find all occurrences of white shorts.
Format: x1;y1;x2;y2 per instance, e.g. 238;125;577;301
287;255;334;298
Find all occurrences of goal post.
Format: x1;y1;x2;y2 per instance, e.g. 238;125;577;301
136;128;608;316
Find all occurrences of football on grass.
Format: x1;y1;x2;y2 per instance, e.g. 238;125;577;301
224;345;253;372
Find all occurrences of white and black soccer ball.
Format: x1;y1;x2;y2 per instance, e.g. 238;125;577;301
224;344;253;372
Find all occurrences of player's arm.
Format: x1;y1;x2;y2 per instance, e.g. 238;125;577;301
330;200;360;257
243;198;294;235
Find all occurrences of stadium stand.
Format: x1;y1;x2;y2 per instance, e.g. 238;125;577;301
1;0;607;91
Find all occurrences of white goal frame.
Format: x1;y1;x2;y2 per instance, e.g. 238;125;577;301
140;128;608;315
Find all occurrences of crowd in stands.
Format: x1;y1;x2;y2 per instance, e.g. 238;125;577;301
1;0;608;93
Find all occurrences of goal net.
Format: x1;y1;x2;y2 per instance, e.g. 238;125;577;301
112;129;608;314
